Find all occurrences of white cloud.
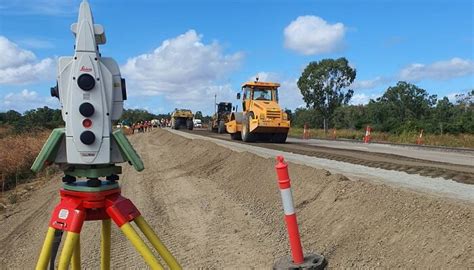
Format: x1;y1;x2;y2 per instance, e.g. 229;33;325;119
1;89;58;112
121;30;243;112
399;57;474;81
18;38;55;49
284;15;346;55
0;36;35;69
248;71;278;82
446;92;460;102
0;58;55;85
280;79;306;109
248;72;305;110
351;76;388;90
0;36;55;85
350;93;380;105
1;0;78;16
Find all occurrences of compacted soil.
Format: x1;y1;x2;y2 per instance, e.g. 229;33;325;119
0;129;472;268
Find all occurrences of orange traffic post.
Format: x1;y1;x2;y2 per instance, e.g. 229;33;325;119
303;123;310;140
273;156;326;269
364;125;371;143
416;129;424;145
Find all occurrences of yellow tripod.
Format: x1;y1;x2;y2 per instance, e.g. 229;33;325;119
35;184;181;270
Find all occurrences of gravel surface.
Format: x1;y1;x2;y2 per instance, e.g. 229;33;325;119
0;129;473;268
174;129;474;202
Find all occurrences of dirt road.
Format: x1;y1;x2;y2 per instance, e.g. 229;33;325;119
1;129;473;268
186;129;474;185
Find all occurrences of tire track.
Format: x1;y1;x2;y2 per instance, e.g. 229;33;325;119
186;130;474;185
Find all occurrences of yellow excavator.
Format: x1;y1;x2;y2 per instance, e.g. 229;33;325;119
225;80;290;143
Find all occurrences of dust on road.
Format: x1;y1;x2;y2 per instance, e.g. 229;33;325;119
1;129;473;268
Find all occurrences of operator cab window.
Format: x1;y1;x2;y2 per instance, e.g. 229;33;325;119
253;88;272;101
243;87;251;100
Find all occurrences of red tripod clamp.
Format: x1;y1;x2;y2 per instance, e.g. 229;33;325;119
49;187;141;233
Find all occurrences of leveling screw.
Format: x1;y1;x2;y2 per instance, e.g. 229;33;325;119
62;175;76;184
106;174;119;182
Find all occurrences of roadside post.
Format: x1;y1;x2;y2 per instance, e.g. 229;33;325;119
364;125;371;143
303;123;310;140
416;129;424;145
273;156;326;269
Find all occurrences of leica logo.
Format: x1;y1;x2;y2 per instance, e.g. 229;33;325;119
80;66;92;72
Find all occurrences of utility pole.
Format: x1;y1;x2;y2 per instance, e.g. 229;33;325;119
214;93;217;115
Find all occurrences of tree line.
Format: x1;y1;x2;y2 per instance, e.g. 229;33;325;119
1;57;472;136
291;57;473;135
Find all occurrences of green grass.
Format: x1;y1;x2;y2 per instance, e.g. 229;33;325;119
289;128;474;148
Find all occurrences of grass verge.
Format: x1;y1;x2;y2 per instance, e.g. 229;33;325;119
0;129;51;192
289;128;474;148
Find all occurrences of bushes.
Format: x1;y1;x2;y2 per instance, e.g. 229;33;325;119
289;127;474;148
288;86;473;137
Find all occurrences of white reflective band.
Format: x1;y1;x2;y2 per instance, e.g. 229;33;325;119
280;188;295;215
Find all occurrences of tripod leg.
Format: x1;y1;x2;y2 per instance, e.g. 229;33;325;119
36;227;56;270
134;216;182;270
49;230;64;270
71;234;81;270
101;219;111;270
120;222;164;270
57;232;80;270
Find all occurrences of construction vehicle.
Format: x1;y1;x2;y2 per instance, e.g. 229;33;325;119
226;80;290;143
171;109;194;130
209;102;232;134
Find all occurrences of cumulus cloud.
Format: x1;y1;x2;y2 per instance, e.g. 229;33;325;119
399;57;474;81
248;71;278;82
279;79;306;109
351;76;388;90
0;36;55;85
248;72;305;110
1;89;58;112
284;15;346;55
121;30;243;111
0;36;36;69
350;93;380;105
18;37;55;49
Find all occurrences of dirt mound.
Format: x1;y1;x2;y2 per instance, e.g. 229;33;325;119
150;130;474;268
0;129;472;268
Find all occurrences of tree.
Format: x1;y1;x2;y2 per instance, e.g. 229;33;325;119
297;57;356;132
23;107;63;129
434;97;454;134
292;108;324;128
2;110;21;123
367;81;437;133
120;109;156;124
455;89;474;110
332;105;368;130
194;111;203;119
284;108;293;121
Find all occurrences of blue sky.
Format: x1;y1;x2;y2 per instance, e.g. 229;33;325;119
0;0;473;115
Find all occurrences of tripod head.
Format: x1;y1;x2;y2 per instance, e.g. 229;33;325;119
32;0;143;186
